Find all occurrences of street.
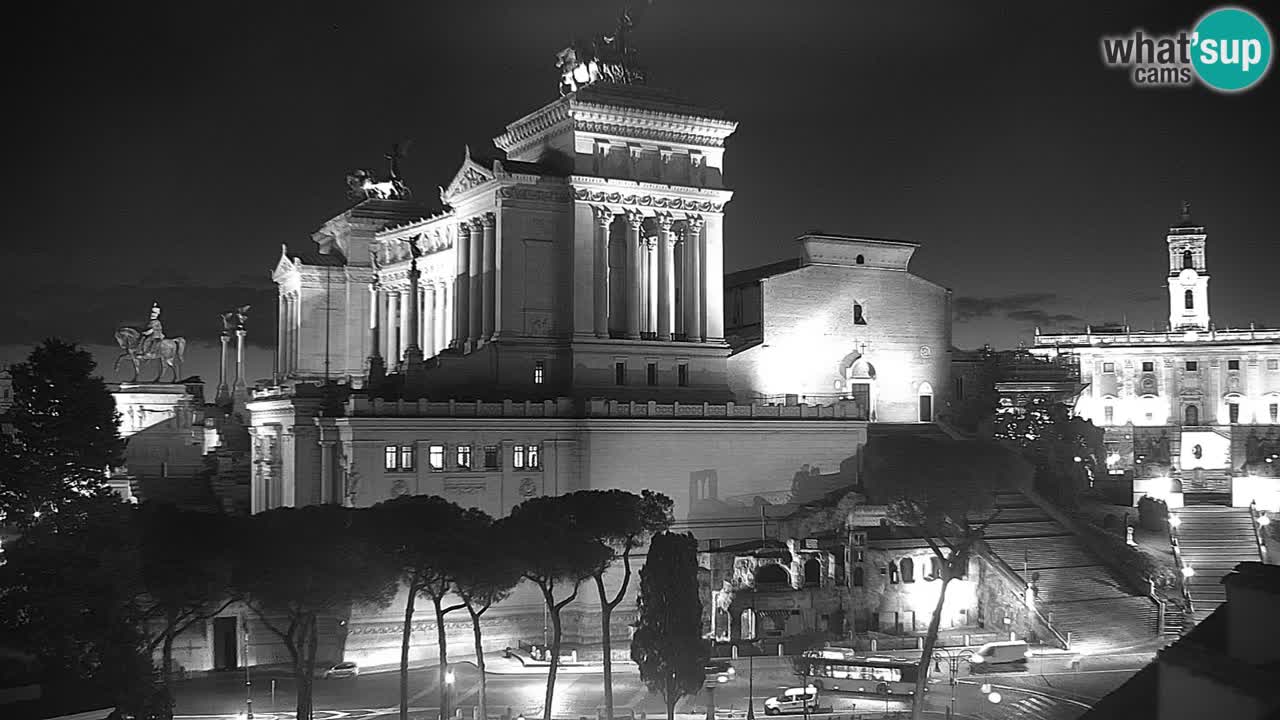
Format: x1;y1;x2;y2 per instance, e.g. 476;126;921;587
169;649;1155;720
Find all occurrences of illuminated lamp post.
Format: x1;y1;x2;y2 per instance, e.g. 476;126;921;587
444;666;456;720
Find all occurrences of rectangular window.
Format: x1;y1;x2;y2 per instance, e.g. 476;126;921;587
1228;359;1240;371
1103;362;1115;373
429;445;445;471
528;444;541;469
678;363;689;387
483;446;499;470
514;445;526;469
1142;361;1154;372
384;445;398;471
1271;404;1278;423
1104;406;1114;424
647;362;658;386
1186;361;1198;371
1229;403;1240;424
399;445;415;471
615;362;626;385
456;445;472;469
1270;359;1279;371
534;360;545;385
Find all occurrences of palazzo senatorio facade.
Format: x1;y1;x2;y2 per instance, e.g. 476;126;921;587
1033;209;1280;512
246;73;953;668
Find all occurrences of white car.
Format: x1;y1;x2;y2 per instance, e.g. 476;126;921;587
763;686;819;715
322;661;360;679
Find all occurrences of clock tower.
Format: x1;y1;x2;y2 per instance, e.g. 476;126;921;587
1167;202;1210;332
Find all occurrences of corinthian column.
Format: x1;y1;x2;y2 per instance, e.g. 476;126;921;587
481;213;497;341
593;206;612;338
454;223;470;349
468;217;484;346
684;216;704;342
423;285;436;358
625;210;643;340
387;290;401;363
657;213;676;341
646;237;658;337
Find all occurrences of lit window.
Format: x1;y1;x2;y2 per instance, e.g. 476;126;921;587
678;363;689;387
1228;359;1240;371
647;362;658;386
1229;403;1240;424
534;360;545;385
1185;289;1194;309
1103;362;1115;373
1142;361;1154;372
514;445;525;469
429;445;445;471
1186;361;1198;371
901;557;915;583
399;445;415;471
1104;406;1114;425
528;444;540;469
384;445;398;471
456;445;472;469
615;362;626;385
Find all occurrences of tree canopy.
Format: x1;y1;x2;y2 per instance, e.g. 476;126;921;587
0;339;125;527
631;531;707;720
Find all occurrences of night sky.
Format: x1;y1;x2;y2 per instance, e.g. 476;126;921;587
4;1;1277;394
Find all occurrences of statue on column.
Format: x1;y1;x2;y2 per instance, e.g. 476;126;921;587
220;305;251;333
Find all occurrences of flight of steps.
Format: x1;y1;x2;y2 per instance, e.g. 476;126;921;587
1173;505;1262;624
867;422;953;442
977;492;1158;653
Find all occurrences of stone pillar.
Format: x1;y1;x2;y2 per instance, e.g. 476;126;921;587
387;290;401;364
217;332;231;404
319;439;335;504
367;284;385;388
276;294;286;378
657;214;676;341
405;270;421;355
646;237;658;337
468;217;484;346
287;293;298;372
674;236;686;338
423;285;436;358
703;213;725;342
234;328;247;391
454;223;470;348
442;282;452;350
684;217;704;342
625;210;643;340
593;206;612;338
481;213;497;341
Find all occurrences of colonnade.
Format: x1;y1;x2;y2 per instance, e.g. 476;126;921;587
277;290;301;374
593;208;713;342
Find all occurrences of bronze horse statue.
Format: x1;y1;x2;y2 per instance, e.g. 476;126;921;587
114;326;187;383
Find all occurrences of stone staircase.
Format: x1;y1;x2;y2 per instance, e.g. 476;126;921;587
867;422;953;441
976;492;1158;653
1173;505;1262;624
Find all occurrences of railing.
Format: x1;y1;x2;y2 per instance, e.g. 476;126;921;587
1168;513;1196;616
1250;500;1269;561
972;538;1071;650
586;398;869;420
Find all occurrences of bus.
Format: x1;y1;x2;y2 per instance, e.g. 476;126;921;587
803;649;922;697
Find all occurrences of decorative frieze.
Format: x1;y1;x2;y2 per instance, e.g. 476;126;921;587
572;188;723;213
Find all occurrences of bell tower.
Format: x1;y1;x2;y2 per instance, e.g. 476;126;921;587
1167;201;1210;331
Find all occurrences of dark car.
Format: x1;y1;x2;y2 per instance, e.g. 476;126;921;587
107;687;174;720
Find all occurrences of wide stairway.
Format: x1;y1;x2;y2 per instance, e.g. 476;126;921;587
1174;505;1262;624
977;492;1158;653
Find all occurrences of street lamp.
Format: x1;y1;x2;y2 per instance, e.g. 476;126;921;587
444;666;456;720
243;627;253;720
932;648;975;720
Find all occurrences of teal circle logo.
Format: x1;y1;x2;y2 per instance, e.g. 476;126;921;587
1192;7;1273;92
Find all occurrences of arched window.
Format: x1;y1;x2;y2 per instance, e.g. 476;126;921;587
1185;289;1194;309
1185;404;1199;426
1183;250;1193;269
930;556;943;580
803;558;821;586
856;254;865;265
755;564;789;586
900;557;915;583
853;566;864;587
854;304;866;325
888;563;900;584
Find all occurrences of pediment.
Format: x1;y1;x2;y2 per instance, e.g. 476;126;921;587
441;147;495;204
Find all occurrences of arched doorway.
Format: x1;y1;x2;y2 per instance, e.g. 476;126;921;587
843;354;877;421
918;381;934;422
900;557;915;583
755;563;789;587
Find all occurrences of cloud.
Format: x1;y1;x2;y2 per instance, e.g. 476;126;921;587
953;293;1057;322
1006;309;1084;327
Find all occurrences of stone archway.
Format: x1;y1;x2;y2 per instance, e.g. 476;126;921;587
839;350;877;421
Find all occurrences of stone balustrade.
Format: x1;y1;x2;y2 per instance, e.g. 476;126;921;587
340;396;869;420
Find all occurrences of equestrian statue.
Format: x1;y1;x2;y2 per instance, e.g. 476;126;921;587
114;302;187;383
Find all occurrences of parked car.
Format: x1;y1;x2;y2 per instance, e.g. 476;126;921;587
764;686;819;715
322;661;360;679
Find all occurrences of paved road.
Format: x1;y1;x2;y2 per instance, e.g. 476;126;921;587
171;651;1153;720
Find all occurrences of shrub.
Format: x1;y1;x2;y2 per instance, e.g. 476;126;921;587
1138;496;1169;531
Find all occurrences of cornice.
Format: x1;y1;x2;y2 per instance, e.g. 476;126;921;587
494;100;573;153
570;177;732;214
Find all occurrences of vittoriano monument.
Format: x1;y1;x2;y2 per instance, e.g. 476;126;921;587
115;302;187;383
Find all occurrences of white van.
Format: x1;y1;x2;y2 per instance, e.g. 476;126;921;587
763;686;820;715
970;640;1030;667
